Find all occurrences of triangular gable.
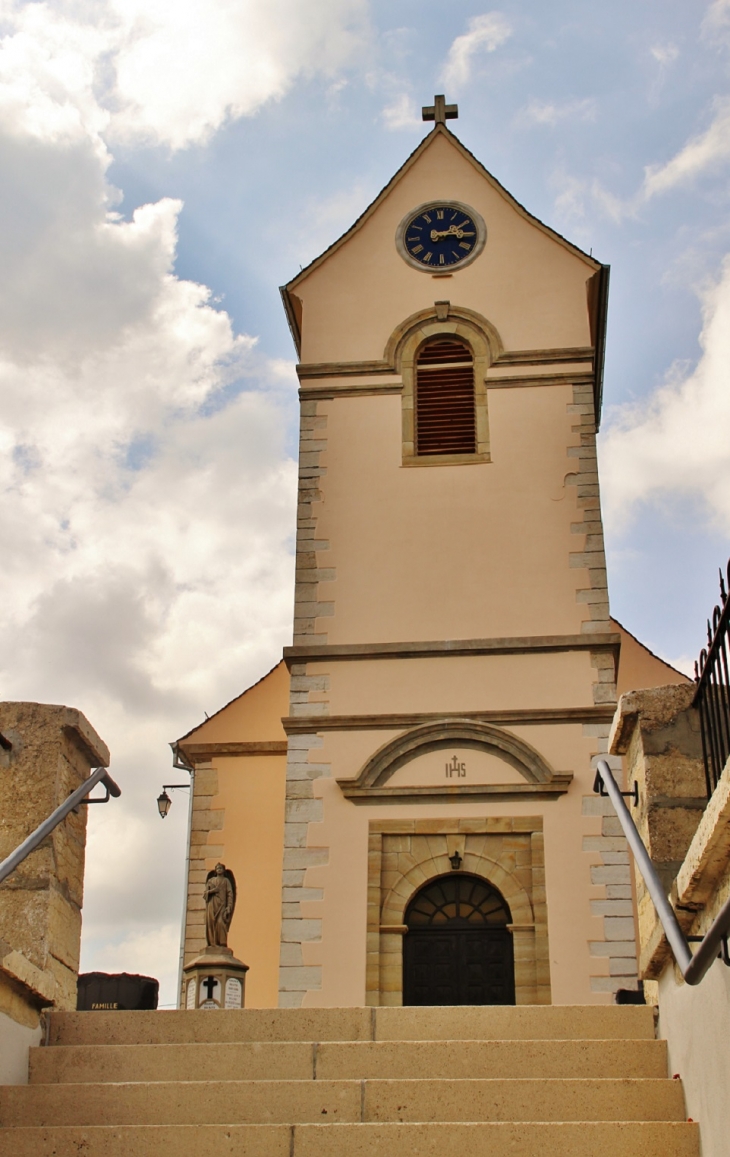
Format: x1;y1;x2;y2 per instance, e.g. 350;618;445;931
280;122;609;422
173;660;289;750
282;123;601;345
612;618;690;697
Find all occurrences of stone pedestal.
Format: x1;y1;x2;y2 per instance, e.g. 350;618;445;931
183;946;248;1010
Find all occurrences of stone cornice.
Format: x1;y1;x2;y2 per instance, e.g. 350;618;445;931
282;705;615;734
284;632;621;665
296;346;595;381
339;779;573;803
178;741;288;766
298;370;593;402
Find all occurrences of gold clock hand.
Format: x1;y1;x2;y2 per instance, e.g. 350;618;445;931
429;224;465;242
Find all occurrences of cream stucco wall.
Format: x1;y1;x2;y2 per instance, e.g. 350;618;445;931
177;663;288;1008
311;653;608;717
180;662;289;745
205;753;286;1008
313;386;595;644
614;621;689;698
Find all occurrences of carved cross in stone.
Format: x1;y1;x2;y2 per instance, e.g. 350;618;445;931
422;95;458;125
202;975;218;1001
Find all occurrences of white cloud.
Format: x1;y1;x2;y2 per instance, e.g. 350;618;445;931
551;169;629;231
0;0;370;152
440;12;512;90
382;92;422;131
702;0;730;39
550;95;730;227
294;182;373;268
0;0;326;999
600;255;730;533
110;0;370;148
665;654;697;679
642;97;730;199
81;923;182;1007
650;43;679;66
519;97;596;127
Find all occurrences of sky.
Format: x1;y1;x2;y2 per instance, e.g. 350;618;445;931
2;0;730;1007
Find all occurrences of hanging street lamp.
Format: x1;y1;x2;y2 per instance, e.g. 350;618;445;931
156;784;189;818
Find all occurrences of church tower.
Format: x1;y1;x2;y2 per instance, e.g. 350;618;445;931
278;96;617;1009
176;99;685;1010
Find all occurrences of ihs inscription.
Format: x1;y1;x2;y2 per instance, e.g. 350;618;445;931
445;754;467;778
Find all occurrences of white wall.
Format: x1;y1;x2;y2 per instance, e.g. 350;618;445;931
658;957;730;1157
0;1010;42;1084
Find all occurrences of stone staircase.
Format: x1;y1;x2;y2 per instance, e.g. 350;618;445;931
0;1006;699;1155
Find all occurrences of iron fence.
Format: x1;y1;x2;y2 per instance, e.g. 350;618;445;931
694;559;730;799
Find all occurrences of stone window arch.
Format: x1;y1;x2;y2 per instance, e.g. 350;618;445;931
382;849;534;930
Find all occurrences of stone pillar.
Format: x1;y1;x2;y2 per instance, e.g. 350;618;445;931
0;702;109;1027
608;684;706;979
509;924;537;1004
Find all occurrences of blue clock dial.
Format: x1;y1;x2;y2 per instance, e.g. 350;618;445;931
404;205;479;268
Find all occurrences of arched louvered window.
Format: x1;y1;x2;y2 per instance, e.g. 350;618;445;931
415;338;476;456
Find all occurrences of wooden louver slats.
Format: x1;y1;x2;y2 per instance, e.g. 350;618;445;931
415;339;476;456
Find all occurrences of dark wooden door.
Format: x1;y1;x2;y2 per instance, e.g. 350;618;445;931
403;927;515;1005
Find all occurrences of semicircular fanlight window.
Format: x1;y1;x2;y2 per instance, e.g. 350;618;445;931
405;874;511;928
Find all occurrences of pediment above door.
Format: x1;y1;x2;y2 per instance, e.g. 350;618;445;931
336;719;573;802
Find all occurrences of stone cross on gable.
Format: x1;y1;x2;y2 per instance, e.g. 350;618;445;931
422;94;458;125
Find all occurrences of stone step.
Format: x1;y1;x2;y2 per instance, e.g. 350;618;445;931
29;1037;669;1084
0;1121;701;1157
0;1077;685;1127
45;1005;656;1047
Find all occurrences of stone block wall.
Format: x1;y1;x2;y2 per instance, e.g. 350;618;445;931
0;702;108;1083
0;702;109;1017
609;684;706;977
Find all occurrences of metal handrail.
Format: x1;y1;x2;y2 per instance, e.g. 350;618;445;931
0;767;121;885
595;759;730;985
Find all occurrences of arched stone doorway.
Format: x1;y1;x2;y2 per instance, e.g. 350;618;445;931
402;873;515;1006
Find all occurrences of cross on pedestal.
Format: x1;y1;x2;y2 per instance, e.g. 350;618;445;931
202;975;218;1001
422;95;458;125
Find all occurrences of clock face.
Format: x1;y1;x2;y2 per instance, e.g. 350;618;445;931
396;201;486;271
